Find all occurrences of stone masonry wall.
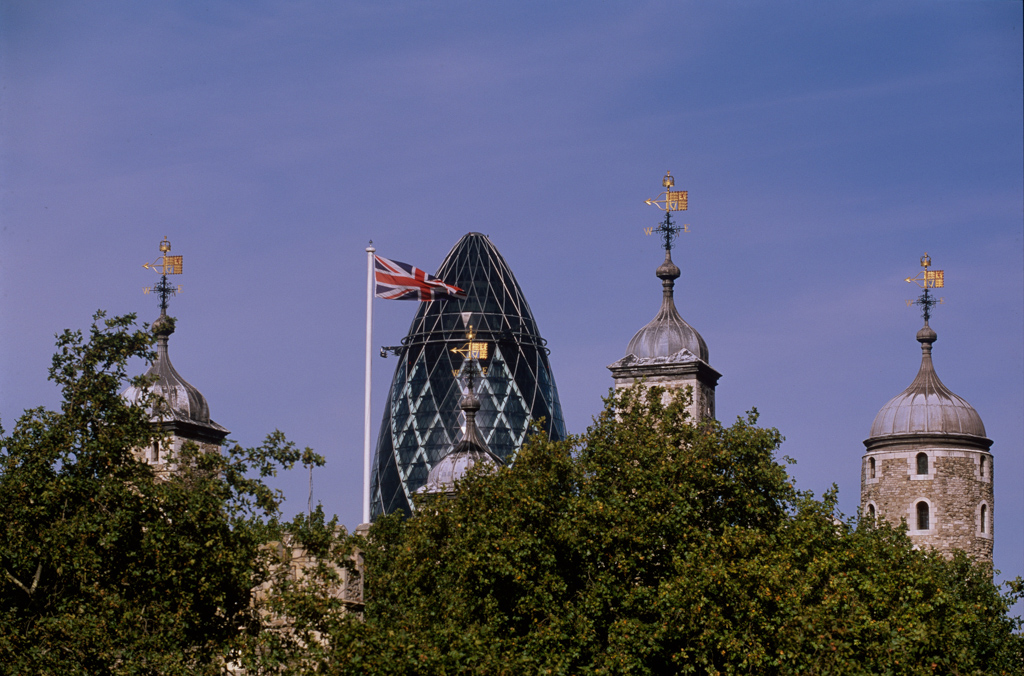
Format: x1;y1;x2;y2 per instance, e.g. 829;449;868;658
861;448;993;562
132;435;223;478
612;374;712;422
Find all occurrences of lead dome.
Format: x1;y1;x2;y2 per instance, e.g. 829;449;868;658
868;324;986;439
122;315;228;442
417;367;503;498
624;249;708;362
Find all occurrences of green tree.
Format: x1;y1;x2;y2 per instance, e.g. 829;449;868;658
235;504;359;676
0;312;320;675
4;316;1020;674
326;386;1022;675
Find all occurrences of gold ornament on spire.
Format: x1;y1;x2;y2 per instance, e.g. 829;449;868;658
142;236;183;313
450;325;489;362
643;171;690;249
905;252;944;289
905;252;945;322
645;170;689;212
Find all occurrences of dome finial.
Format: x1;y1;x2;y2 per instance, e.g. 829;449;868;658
643;171;690;288
458;338;483;429
125;236;229;437
416;326;502;499
621;172;708;362
868;256;987;439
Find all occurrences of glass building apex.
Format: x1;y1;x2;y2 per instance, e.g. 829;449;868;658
371;233;565;518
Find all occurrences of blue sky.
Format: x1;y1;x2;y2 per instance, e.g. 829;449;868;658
2;1;1021;587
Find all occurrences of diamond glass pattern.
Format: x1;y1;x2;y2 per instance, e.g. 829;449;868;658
370;233;566;518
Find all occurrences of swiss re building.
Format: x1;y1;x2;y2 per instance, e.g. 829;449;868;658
370;233;566;518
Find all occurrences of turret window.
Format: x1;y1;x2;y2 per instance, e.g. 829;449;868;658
980;504;987;534
980;456;987;480
869;457;876;479
916;453;928;475
867;503;876;519
916;501;930;530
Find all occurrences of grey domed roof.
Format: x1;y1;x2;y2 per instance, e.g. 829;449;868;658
122;315;227;435
417;370;502;497
869;324;986;439
418;443;501;495
625;250;709;362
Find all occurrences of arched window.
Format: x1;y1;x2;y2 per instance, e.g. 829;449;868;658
916;501;930;530
869;457;876;479
916;453;928;475
980;504;987;534
867;504;875;519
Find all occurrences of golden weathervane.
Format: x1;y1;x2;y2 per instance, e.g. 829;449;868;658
450;326;489;377
644;171;690;248
905;252;944;289
142;236;183;313
645;170;689;211
905;252;944;322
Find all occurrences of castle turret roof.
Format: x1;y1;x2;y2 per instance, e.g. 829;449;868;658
417;363;502;497
869;324;986;439
122;315;228;439
624;249;708;362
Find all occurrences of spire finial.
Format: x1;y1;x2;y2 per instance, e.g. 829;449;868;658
142;236;183;316
451;326;486;460
452;325;485;412
905;252;945;324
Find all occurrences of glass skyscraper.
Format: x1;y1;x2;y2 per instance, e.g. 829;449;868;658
370;232;565;518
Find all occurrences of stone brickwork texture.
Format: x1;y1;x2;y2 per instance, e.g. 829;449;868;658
612;374;714;422
862;448;993;562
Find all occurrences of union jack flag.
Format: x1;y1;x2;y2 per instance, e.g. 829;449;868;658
374;255;467;301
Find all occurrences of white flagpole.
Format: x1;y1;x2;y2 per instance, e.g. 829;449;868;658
363;243;375;525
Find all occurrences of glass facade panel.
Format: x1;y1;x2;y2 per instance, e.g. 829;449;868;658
370;233;566;518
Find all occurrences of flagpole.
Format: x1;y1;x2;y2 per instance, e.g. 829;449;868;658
363;243;375;525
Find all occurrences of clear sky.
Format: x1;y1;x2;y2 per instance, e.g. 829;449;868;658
2;2;1021;588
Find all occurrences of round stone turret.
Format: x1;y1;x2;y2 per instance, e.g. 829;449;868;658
861;322;993;563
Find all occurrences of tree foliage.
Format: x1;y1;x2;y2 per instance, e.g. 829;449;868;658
327;386;1023;675
2;315;1020;674
0;312;321;675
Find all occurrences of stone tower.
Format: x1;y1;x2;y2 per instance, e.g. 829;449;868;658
123;313;229;469
861;321;993;562
608;175;719;421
